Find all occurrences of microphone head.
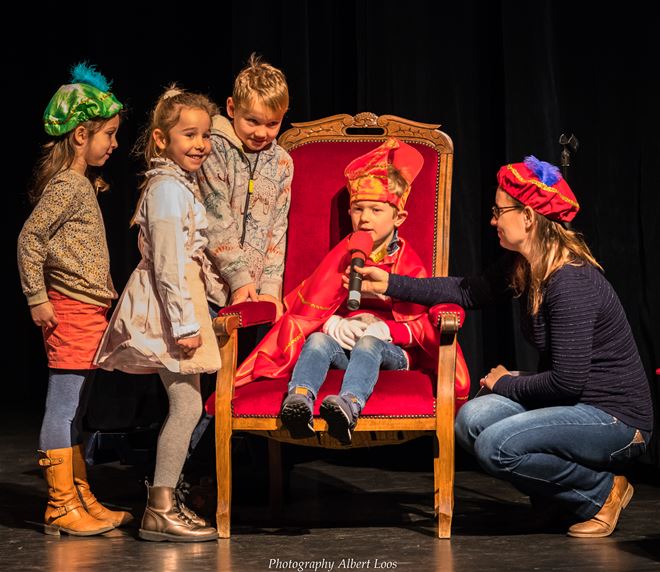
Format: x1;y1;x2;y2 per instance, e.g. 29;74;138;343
347;231;373;261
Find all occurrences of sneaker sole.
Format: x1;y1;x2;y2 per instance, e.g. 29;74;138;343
281;401;315;439
319;401;353;445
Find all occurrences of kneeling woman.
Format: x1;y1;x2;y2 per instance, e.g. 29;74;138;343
355;156;653;537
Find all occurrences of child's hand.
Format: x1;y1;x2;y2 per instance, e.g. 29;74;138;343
342;266;390;295
350;313;380;326
177;334;202;357
363;320;392;342
30;301;58;328
257;294;284;320
323;315;368;350
230;283;259;305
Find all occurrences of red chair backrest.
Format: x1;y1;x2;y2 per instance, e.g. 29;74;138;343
283;140;443;295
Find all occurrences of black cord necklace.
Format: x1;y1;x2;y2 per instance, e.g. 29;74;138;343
240;151;261;247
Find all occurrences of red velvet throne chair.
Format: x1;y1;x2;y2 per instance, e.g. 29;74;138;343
211;112;467;538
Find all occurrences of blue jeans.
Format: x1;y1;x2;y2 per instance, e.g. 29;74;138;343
289;332;408;409
455;393;649;519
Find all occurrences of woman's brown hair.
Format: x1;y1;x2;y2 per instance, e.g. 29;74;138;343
510;198;602;314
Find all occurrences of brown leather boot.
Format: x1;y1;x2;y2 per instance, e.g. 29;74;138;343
139;485;217;542
38;448;114;536
71;444;134;527
567;475;634;538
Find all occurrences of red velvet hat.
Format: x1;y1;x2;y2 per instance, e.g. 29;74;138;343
497;156;580;222
344;137;424;210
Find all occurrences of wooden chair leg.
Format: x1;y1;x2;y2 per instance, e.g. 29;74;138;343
435;429;454;538
214;322;239;539
435;316;458;539
268;439;283;515
215;406;232;538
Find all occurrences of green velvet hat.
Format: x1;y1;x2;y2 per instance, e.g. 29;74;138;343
43;62;123;136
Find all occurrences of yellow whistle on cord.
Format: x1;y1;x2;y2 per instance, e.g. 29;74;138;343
248;179;254;194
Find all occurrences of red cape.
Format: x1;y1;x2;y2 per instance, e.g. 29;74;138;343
229;234;470;410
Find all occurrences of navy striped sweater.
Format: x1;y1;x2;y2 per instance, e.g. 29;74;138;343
387;255;654;431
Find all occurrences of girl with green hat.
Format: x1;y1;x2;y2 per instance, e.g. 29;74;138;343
17;62;132;536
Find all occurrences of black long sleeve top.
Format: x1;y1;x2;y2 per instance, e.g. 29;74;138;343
386;254;654;431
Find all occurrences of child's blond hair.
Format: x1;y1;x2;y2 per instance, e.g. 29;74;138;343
136;84;218;167
232;53;289;114
387;165;409;198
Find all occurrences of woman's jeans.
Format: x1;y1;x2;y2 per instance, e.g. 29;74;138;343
289;332;408;409
455;393;649;519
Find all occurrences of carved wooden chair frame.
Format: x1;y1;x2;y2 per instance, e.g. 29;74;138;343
212;112;460;538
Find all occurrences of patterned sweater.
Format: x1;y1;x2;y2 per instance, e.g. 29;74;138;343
17;169;117;307
197;115;293;305
387;254;654;431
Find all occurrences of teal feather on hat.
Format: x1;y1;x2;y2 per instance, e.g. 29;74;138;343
69;62;112;92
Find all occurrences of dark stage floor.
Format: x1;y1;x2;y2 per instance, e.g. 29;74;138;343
2;405;659;572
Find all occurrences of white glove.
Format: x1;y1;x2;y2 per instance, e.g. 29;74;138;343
323;315;368;350
349;312;380;326
363;320;392;343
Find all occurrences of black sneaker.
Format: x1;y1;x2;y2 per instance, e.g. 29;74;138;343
280;391;315;439
319;395;359;445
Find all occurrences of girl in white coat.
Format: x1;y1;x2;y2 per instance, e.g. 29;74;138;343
95;86;223;542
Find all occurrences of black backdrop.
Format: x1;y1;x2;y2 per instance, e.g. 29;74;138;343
9;2;659;465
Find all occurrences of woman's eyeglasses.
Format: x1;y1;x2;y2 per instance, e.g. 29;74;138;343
491;205;523;220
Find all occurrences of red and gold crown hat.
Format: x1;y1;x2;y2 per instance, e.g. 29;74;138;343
497;156;580;222
344;137;424;210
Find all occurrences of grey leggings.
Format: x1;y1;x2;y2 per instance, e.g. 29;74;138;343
39;369;95;451
153;370;202;488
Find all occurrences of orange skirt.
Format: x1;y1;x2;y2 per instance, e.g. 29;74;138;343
42;291;108;369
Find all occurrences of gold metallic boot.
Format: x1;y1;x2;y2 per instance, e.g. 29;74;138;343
38;448;113;536
71;444;133;527
139;485;217;542
175;479;212;528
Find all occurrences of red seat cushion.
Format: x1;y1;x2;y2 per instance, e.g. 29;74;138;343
232;370;436;418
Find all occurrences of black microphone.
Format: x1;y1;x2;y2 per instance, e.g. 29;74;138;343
346;231;374;311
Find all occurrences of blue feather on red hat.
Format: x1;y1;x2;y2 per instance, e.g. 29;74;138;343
524;155;561;186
